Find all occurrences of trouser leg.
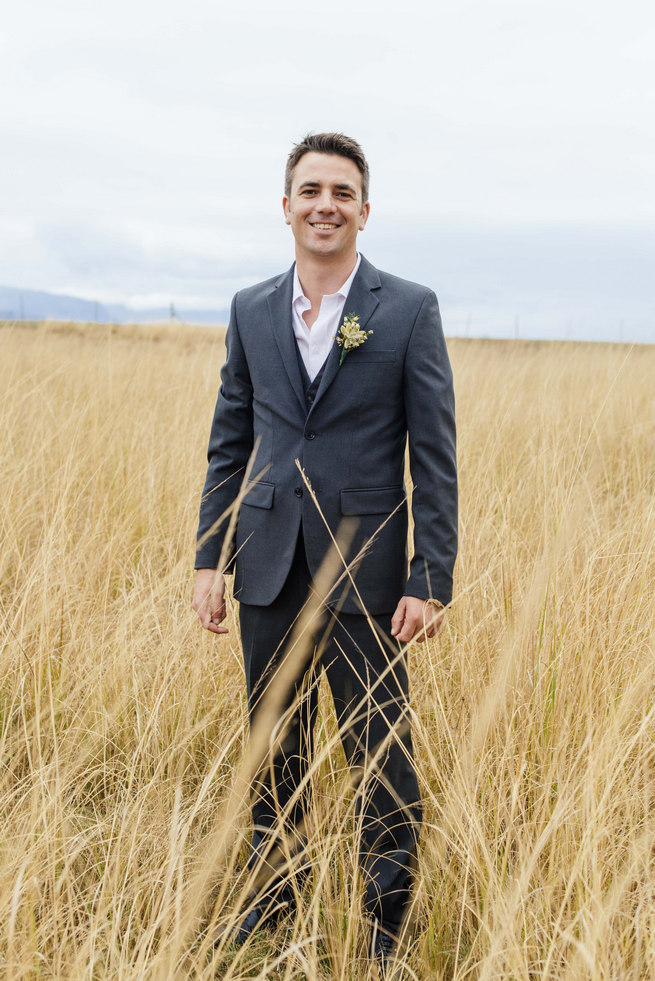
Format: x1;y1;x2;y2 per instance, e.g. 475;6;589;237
238;536;421;928
238;535;319;900
322;610;422;933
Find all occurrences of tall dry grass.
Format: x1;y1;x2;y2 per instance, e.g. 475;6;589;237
0;319;653;980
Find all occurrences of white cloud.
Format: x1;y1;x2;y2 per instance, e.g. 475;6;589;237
2;0;654;339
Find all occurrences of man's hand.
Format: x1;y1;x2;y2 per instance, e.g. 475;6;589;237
391;595;445;644
192;569;229;634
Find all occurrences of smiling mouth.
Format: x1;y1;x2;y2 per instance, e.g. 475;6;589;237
311;222;340;229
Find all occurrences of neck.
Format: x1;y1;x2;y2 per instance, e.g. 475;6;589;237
295;250;358;305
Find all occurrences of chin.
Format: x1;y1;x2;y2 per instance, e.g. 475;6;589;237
307;243;337;257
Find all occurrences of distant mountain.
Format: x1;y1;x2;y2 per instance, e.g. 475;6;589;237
0;285;229;326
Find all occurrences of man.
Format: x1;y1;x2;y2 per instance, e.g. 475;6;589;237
193;133;457;977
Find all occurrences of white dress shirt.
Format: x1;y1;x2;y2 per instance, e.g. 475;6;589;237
291;253;362;382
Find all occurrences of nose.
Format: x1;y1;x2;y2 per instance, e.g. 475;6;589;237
315;188;335;212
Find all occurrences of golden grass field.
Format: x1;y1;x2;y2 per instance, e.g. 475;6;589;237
1;319;654;980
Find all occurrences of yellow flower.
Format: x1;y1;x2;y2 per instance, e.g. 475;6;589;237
335;313;373;365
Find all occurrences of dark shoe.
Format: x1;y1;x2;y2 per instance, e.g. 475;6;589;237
215;897;291;948
370;921;400;979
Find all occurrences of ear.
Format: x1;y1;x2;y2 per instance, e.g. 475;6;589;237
282;196;291;225
358;201;370;231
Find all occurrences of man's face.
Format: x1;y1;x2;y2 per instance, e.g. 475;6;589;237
283;152;370;262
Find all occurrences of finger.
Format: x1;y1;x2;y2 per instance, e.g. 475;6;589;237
390;601;406;637
420;619;439;640
207;621;229;634
200;603;228;633
209;597;226;624
414;614;437;643
421;623;442;641
430;611;446;635
423;612;437;638
396;616;420;644
201;592;222;630
209;579;225;616
197;601;212;629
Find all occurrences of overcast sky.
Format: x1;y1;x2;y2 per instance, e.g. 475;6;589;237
2;0;653;341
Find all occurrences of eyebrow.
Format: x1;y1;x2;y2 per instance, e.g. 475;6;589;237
297;180;357;193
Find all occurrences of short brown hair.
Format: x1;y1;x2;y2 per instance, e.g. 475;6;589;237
284;132;370;205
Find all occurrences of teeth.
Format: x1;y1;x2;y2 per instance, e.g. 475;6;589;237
313;223;338;229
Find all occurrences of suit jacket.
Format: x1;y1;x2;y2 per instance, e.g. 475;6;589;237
195;254;457;615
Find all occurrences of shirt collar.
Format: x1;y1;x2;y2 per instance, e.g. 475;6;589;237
292;253;361;306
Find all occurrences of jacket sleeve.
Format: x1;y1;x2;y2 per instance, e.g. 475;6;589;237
403;289;458;605
195;294;254;570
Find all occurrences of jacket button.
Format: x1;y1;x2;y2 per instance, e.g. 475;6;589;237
294;487;303;498
305;431;316;440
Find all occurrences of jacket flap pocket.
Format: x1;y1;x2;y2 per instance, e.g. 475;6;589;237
340;485;405;515
243;480;275;509
348;349;396;363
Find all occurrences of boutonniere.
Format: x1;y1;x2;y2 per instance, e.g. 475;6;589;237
335;313;373;366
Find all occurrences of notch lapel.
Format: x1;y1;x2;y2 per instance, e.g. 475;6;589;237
266;266;307;414
311;255;381;411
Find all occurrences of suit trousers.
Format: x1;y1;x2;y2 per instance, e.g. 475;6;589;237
238;531;422;932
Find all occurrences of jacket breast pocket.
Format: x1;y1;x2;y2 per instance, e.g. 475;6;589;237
347;349;396;364
242;479;275;509
340;485;405;515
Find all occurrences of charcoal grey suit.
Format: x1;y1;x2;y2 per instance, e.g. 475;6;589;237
196;254;457;609
196;253;457;930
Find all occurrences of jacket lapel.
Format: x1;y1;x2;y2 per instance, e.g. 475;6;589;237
266;266;307;414
311;254;381;412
